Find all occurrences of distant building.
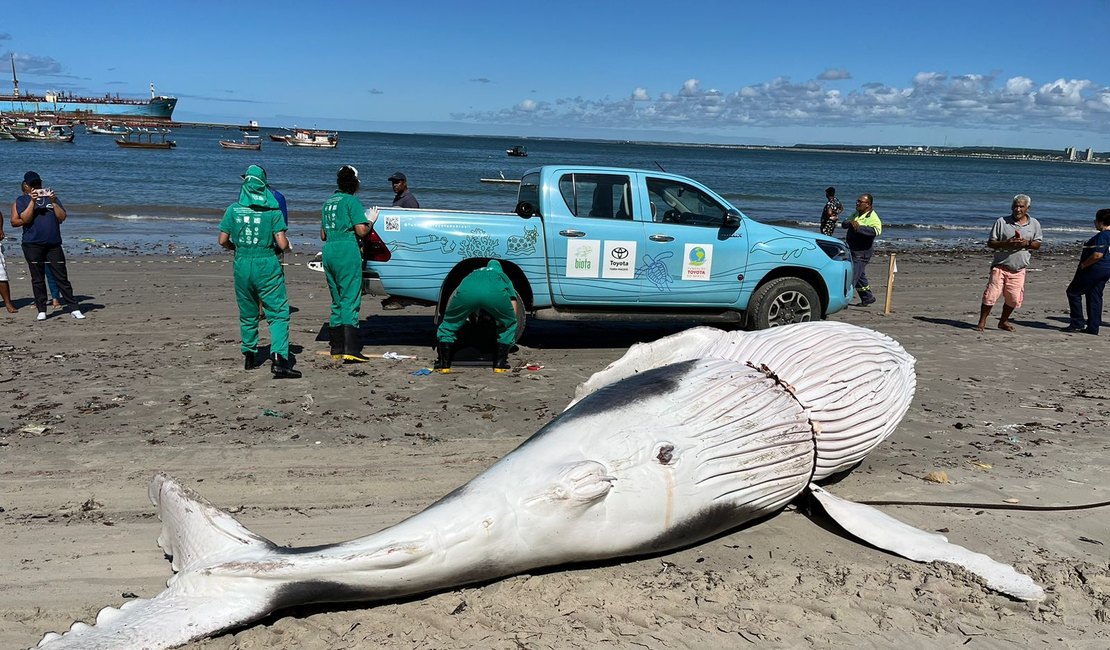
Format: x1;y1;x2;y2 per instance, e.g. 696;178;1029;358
1065;146;1077;160
1085;148;1094;161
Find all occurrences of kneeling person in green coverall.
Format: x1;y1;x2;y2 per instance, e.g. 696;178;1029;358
219;165;300;379
435;260;520;373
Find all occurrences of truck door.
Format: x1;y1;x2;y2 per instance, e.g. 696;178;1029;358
637;175;746;305
542;171;644;305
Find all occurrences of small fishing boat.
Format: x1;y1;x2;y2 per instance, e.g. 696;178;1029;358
506;145;528;157
86;122;128;136
268;133;288;142
11;123;75;143
285;127;338;148
219;133;262;150
116;128;176;149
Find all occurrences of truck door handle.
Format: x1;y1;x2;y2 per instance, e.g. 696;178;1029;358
649;234;675;242
559;229;586;238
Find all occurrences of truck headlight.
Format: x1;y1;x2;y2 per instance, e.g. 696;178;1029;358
817;240;850;261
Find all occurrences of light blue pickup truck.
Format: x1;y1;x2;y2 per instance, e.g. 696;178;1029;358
363;165;853;330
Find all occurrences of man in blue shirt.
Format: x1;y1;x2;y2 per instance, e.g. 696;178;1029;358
1062;208;1110;335
9;171;84;320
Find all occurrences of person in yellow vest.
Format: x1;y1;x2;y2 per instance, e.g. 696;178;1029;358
218;165;300;378
321;165;371;362
842;193;882;306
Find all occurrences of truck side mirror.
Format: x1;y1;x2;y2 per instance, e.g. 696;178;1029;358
515;201;538;218
724;208;741;228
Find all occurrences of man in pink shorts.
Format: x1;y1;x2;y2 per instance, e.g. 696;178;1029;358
976;194;1042;331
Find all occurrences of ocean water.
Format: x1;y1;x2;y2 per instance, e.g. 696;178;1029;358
1;128;1106;256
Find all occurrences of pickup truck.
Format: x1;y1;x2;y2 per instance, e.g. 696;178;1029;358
361;165;854;331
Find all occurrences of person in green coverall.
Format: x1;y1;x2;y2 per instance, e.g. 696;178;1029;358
434;259;520;373
218;165;300;379
321;165;371;362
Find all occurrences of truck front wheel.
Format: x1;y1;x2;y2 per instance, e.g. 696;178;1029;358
745;277;819;330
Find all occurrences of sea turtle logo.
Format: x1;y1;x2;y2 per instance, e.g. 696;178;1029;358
611;246;629;260
636;251;674;292
688;246;707;266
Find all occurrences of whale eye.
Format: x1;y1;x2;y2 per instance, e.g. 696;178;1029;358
656;444;675;465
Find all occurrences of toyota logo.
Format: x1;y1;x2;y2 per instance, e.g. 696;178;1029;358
611;247;629;259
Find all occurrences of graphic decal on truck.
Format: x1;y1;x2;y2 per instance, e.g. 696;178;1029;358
387;233;456;254
506;226;539;256
682;244;713;281
602;241;636;279
457;228;499;258
750;238;816;261
636;251;674;291
566;240;600;278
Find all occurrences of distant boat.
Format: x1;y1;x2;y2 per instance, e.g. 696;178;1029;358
268;133;289;142
86;122;128;136
285;127;338;148
219;133;262;150
115;128;176;149
11;123;74;143
506;145;528;157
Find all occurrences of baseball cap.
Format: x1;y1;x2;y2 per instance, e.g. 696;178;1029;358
388;172;407;182
23;171;41;185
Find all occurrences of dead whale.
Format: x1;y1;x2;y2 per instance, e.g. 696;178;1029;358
35;323;1043;650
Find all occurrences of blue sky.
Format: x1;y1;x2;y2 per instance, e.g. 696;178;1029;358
3;0;1109;149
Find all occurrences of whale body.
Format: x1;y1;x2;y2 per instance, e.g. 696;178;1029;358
35;323;1043;650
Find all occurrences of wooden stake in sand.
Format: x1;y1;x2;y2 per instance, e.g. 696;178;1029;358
884;253;897;315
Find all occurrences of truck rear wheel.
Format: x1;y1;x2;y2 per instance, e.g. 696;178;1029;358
745;277;819;330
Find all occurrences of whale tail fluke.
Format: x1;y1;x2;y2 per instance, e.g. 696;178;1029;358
809;485;1046;601
36;475;282;649
149;472;276;572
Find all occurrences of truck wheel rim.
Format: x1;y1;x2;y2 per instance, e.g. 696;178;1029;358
767;290;813;326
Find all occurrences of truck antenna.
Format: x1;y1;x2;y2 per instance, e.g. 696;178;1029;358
653;160;666;172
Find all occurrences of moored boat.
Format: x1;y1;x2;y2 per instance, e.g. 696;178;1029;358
269;133;289;142
116;128;176;149
219;134;262;150
506;145;528;157
86;122;129;136
285;127;338;148
11;123;75;143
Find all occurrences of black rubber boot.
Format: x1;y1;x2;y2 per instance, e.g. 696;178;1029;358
244;351;260;370
433;341;453;373
493;343;511;373
329;325;343;358
271;353;302;379
342;325;369;363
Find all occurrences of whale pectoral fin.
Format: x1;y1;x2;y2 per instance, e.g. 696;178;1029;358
37;573;273;650
560;460;615;502
150;472;277;573
808;485;1045;601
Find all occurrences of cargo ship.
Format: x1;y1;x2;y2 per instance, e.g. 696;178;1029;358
1;54;176;121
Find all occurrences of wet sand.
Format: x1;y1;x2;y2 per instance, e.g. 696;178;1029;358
1;249;1107;649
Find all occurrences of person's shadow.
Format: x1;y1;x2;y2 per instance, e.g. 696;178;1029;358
912;316;979;330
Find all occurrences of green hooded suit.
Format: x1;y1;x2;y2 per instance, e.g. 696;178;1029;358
437;260;520;346
219;165;291;357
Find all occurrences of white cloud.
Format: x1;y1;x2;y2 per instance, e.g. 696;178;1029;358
818;68;851;81
456;71;1110;137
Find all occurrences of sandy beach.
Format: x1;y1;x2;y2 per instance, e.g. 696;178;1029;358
1;248;1107;649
